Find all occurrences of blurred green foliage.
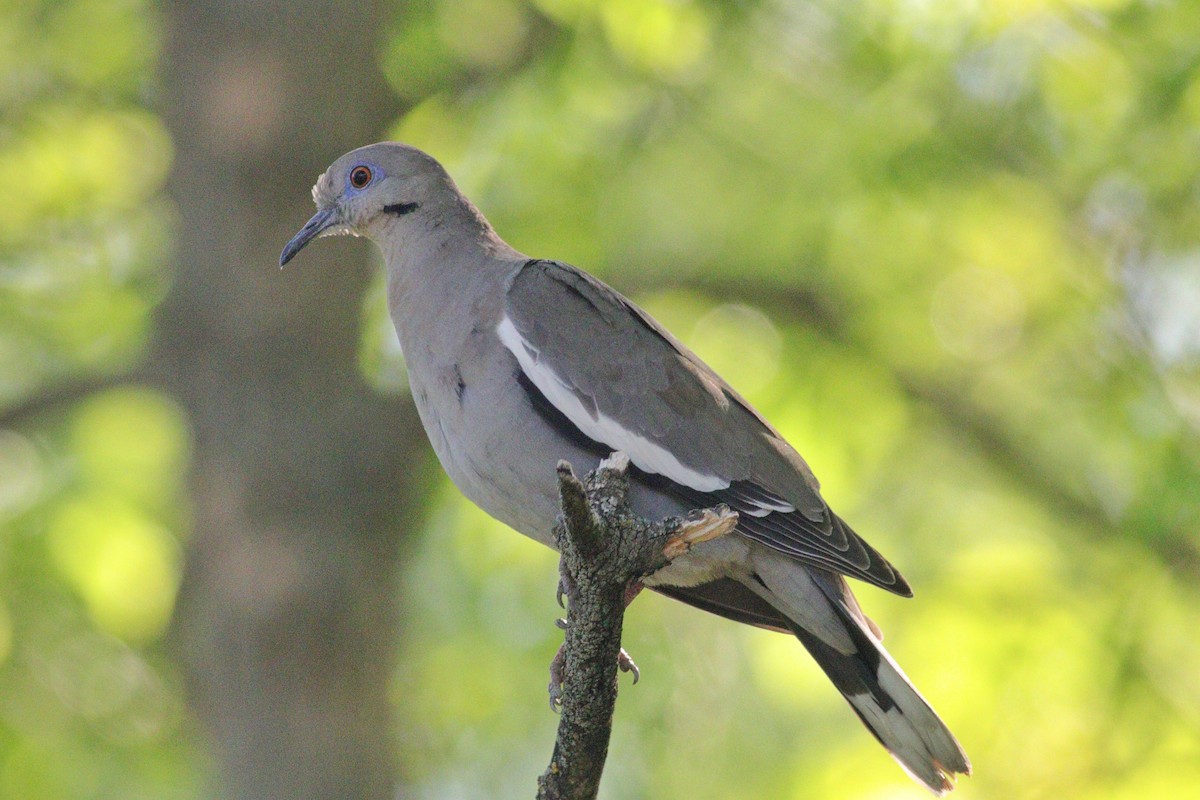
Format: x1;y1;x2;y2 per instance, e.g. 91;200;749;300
4;0;1200;798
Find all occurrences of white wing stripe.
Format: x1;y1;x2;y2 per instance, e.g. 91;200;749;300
741;497;796;516
497;316;730;493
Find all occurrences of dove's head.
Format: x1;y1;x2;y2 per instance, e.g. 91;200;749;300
280;142;478;267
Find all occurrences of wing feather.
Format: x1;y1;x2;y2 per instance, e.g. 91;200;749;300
503;259;911;596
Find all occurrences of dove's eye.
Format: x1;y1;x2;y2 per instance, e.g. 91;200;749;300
349;165;373;189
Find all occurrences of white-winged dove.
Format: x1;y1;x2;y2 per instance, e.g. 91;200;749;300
282;143;970;794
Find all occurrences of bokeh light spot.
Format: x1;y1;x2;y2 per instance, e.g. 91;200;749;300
0;430;44;519
70;387;190;507
48;495;180;642
930;266;1025;360
689;303;783;399
600;0;712;76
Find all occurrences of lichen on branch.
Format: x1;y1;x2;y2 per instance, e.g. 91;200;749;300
536;452;736;800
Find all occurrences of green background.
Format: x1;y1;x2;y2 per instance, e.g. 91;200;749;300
2;0;1199;798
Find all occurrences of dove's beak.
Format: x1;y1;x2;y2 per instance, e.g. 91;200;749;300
280;206;339;267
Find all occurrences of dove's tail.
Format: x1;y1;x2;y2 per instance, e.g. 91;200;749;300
786;575;971;795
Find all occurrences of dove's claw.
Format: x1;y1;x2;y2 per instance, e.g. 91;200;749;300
548;644;566;712
618;647;640;684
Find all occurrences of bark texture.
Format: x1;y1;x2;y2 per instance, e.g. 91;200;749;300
537;454;735;800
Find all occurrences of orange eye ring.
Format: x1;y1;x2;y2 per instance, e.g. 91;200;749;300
350;165;373;189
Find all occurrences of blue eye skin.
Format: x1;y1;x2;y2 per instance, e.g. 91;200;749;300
349;165;373;189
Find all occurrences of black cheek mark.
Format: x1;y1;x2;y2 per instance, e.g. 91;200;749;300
384;201;419;216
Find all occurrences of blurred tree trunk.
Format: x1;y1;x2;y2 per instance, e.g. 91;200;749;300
152;2;422;798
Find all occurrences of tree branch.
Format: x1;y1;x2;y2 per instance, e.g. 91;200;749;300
536;453;736;800
0;371;146;429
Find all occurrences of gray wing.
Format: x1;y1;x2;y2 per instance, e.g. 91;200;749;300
501;259;910;596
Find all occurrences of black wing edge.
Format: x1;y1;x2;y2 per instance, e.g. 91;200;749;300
648;473;914;598
651;578;791;633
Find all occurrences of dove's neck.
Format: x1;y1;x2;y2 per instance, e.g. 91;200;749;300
380;196;526;361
